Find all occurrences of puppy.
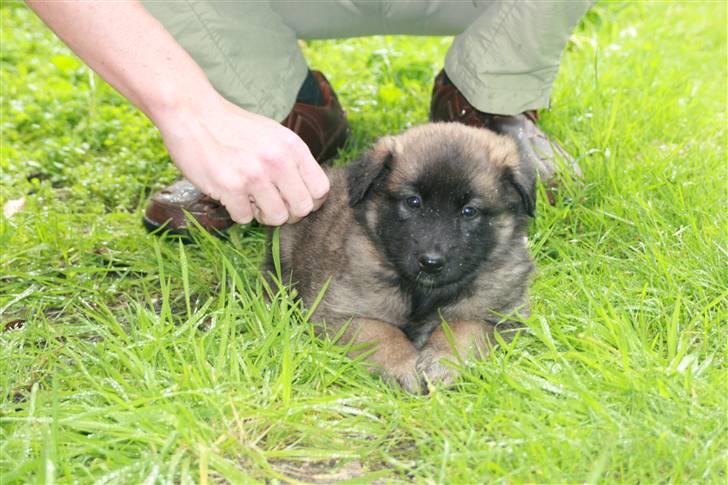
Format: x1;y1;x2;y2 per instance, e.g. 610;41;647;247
265;123;536;392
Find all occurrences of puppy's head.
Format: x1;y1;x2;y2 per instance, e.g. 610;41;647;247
347;123;535;289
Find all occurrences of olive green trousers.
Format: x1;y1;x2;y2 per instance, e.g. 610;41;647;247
142;0;593;120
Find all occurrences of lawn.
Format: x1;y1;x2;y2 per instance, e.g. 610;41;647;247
1;1;726;483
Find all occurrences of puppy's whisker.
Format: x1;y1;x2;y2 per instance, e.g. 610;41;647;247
414;271;436;294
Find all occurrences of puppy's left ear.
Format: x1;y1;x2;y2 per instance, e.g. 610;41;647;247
347;136;397;207
504;164;537;217
489;135;537;217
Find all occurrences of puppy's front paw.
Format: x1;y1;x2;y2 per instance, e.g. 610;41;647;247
381;355;423;394
416;348;459;389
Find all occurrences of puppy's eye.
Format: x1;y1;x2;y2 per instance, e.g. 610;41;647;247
405;196;422;209
461;206;479;218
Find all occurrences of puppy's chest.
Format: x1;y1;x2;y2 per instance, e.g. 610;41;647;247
319;278;408;322
398;283;471;341
319;273;446;322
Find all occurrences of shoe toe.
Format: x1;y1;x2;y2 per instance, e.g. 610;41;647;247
145;179;233;234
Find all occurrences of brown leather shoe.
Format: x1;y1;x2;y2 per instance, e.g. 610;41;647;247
281;71;351;164
144;70;350;235
430;70;581;198
143;180;232;236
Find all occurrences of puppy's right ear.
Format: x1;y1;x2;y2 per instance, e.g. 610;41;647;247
347;136;396;207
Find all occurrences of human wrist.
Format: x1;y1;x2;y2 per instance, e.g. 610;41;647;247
144;79;226;130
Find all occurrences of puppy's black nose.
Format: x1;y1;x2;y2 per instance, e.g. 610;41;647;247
418;253;445;273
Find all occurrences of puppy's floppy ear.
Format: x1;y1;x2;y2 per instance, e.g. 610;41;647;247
347;136;396;207
504;162;537;217
486;133;537;217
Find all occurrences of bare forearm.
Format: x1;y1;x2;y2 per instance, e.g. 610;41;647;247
27;0;330;226
26;0;219;124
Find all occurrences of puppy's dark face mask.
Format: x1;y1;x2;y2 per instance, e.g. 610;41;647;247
378;164;500;289
347;126;535;303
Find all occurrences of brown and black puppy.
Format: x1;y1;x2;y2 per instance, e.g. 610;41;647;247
265;123;536;392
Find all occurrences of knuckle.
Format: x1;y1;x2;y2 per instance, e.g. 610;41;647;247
281;130;304;150
218;176;243;195
264;154;288;172
260;146;286;165
242;167;265;188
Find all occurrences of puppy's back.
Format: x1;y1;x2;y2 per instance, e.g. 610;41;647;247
265;167;354;302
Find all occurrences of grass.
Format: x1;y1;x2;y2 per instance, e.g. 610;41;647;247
1;1;726;483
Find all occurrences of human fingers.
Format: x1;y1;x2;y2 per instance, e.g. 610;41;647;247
273;164;315;220
220;192;255;225
249;181;289;226
296;150;331;211
266;130;320;219
254;204;303;225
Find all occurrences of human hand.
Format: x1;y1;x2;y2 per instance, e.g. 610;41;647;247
155;94;330;226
